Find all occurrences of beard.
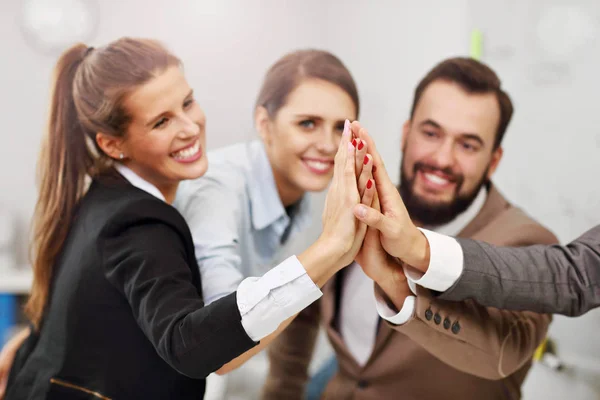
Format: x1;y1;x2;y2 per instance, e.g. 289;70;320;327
399;160;489;227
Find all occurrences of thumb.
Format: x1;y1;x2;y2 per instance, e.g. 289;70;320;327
354;204;392;234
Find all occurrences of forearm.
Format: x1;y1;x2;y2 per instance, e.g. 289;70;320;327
216;314;296;375
298;237;346;287
444;234;600;316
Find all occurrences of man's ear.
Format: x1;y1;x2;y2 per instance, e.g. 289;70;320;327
487;146;504;179
401;120;411;152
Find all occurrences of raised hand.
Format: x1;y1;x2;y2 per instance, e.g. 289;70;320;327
355;191;412;310
351;122;431;273
320;120;375;269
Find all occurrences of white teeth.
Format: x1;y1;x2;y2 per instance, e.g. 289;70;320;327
172;141;200;160
424;172;450;185
305;160;331;172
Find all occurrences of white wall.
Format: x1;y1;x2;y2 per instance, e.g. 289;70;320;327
468;2;600;398
1;0;599;398
0;0;469;236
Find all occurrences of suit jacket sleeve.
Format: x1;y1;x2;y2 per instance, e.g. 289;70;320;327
100;199;257;379
262;300;321;400
387;286;551;380
440;224;600;316
384;225;557;380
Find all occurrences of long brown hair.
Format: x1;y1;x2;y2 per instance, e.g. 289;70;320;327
255;49;360;118
410;57;513;149
27;38;180;329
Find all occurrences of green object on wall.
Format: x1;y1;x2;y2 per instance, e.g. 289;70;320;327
470;29;483;60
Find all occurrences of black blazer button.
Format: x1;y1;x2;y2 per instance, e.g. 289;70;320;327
443;317;451;330
433;313;442;325
425;308;433;321
451;321;461;334
358;380;369;389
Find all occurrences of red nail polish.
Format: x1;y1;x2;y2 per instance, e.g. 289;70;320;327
363;155;369;165
357;140;364;151
352;139;358;148
366;179;373;189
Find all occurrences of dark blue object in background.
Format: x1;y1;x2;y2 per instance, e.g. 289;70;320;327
0;294;16;346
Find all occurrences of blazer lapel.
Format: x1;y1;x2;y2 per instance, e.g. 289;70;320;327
322;273;346;353
365;318;395;367
323;269;396;371
458;183;510;239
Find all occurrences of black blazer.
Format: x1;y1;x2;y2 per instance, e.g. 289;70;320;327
6;172;256;399
440;225;600;316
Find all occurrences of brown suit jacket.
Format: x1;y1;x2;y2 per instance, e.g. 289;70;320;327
263;185;557;400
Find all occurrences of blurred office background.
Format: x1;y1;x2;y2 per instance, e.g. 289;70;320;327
1;0;599;398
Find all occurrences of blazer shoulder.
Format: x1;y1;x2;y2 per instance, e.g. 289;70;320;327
484;205;559;246
86;178;191;243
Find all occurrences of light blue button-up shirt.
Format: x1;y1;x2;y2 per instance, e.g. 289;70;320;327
175;140;312;305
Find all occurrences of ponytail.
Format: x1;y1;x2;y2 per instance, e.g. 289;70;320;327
25;38;181;329
25;44;94;329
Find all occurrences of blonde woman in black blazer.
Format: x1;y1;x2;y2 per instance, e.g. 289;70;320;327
2;38;374;400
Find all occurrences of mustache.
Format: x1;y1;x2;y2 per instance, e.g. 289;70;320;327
413;161;463;183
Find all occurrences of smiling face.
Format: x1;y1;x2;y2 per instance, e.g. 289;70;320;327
257;78;357;206
97;66;207;202
399;80;503;226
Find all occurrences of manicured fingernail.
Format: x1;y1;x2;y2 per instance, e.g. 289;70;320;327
363;155;369;165
366;179;373;189
357;140;364;151
343;119;351;136
351;139;357;148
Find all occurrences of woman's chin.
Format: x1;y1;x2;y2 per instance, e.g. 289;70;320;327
175;159;208;181
298;175;332;193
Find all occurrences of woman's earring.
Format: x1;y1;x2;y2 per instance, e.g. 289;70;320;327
119;153;124;160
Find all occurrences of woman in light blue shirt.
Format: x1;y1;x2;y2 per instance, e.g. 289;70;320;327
175;50;370;372
176;50;366;301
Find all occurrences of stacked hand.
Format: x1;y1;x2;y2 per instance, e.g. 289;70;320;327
317;120;376;275
344;121;431;309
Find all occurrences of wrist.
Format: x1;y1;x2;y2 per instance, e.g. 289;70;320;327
318;234;351;264
299;236;346;287
404;227;430;273
379;264;410;311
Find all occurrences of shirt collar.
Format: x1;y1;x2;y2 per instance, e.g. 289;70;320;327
114;163;166;202
430;187;487;236
247;140;310;231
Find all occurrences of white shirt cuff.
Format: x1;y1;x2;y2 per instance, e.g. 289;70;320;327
237;255;322;341
373;283;416;325
403;228;464;292
406;277;418;296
